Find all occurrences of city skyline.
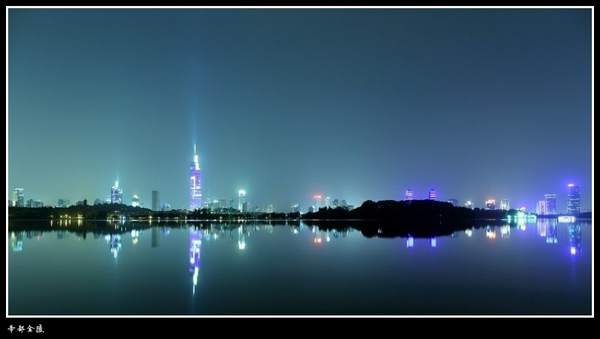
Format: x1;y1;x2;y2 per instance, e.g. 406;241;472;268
8;173;587;215
8;9;592;211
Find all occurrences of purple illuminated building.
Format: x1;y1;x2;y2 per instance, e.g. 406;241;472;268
189;144;202;210
566;184;581;215
405;189;414;201
428;188;437;200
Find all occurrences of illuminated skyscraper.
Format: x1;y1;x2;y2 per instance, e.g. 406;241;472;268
405;189;414;201
110;181;123;204
12;188;24;207
313;194;323;210
536;200;547;215
465;200;473;209
131;194;141;207
566;184;580;215
238;189;247;212
500;199;510;211
189;144;202;210
485;199;496;210
152;190;160;211
544;194;557;215
428;188;437;200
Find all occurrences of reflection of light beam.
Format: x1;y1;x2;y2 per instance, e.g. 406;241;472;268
465;229;473;237
430;238;437;248
192;266;199;295
406;237;414;248
570;246;577;256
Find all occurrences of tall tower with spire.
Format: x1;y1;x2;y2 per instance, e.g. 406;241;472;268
189;144;202;210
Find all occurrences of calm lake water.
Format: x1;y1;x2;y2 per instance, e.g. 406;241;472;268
8;219;592;315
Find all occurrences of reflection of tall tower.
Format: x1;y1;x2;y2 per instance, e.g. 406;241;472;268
546;219;558;244
189;227;202;295
189;144;202;210
568;224;582;256
108;235;122;259
238;226;246;250
151;227;159;248
566;184;581;215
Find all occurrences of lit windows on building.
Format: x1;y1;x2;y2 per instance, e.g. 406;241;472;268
536;200;547;215
131;194;141;208
544;194;557;215
238;189;247;212
500;199;510;211
566;184;581;215
12;188;24;207
189;144;202;210
428;189;437;200
110;181;123;204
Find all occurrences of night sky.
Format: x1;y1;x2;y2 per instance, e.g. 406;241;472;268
8;8;592;211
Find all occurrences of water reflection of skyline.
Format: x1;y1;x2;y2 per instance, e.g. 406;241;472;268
9;220;588;261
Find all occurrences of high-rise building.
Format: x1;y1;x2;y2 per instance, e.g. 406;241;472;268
238;189;247;212
291;204;300;213
544;194;557;215
485;199;496;210
447;199;458;206
566;184;581;215
536;200;547;215
405;189;414;201
313;194;323;210
131;194;141;208
152;190;160;211
465;200;473;209
428;188;437;200
189;144;202;210
12;188;24;207
266;204;274;213
31;201;46;209
500;199;510;211
325;196;331;208
110;181;123;204
93;198;103;206
57;199;70;208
